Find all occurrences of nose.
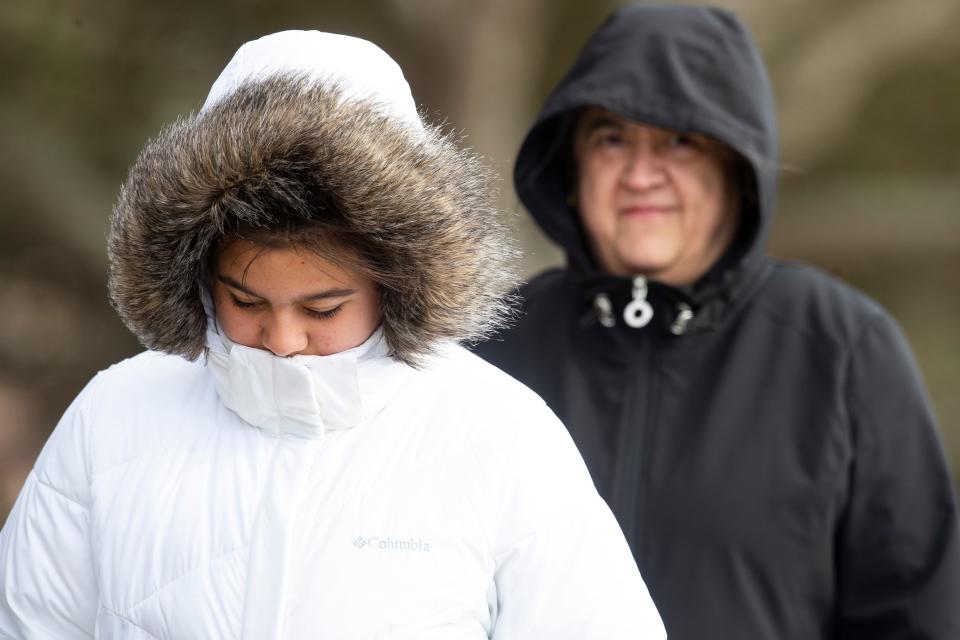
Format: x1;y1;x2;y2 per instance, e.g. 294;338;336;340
260;314;309;357
620;146;667;191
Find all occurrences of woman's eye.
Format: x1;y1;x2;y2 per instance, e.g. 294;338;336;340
666;133;697;148
662;133;706;160
596;131;626;147
304;305;344;320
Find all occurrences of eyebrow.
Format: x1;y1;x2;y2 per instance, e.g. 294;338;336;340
216;274;357;302
581;114;624;134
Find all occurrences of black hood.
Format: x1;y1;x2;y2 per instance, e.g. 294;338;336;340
515;4;778;286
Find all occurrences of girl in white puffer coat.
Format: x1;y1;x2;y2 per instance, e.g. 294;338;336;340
0;30;665;639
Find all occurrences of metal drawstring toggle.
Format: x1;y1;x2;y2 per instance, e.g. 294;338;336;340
593;293;616;328
670;303;695;335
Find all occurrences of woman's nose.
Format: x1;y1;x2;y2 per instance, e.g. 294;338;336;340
260;315;309;357
620;146;668;191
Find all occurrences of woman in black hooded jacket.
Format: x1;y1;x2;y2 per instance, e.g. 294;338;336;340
476;4;960;639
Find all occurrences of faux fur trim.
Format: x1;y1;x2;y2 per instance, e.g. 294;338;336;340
108;75;517;366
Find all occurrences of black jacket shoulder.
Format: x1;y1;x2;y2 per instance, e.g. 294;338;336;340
754;260;892;348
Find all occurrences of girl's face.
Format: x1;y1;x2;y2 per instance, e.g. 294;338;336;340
212;239;382;357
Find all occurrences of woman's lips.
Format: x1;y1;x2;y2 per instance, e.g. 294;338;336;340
619;205;674;216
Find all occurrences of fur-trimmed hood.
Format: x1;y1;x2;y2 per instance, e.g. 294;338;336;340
108;38;516;367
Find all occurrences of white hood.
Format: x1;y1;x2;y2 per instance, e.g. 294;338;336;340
202;30;424;133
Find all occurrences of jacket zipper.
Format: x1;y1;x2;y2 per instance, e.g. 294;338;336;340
599;279;691;567
623;276;654;328
609;280;657;568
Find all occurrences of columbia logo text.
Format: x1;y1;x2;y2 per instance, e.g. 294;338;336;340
353;535;431;552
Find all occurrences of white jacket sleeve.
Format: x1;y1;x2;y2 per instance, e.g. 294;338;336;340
490;403;665;639
0;381;100;638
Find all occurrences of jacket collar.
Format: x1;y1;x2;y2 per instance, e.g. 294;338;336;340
206;325;411;439
574;254;771;336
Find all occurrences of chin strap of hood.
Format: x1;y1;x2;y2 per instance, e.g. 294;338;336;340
202;292;409;439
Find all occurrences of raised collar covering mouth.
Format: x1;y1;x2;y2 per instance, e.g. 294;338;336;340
205;323;410;439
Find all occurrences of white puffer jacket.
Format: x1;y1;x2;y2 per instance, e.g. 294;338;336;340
0;332;665;638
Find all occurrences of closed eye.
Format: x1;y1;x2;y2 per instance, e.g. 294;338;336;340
304;304;344;320
229;293;261;310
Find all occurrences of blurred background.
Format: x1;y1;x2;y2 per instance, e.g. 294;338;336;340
1;0;958;519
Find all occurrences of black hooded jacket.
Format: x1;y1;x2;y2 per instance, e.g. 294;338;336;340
475;5;960;639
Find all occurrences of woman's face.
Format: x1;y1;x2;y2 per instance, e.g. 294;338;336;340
573;107;738;286
212;239;382;357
